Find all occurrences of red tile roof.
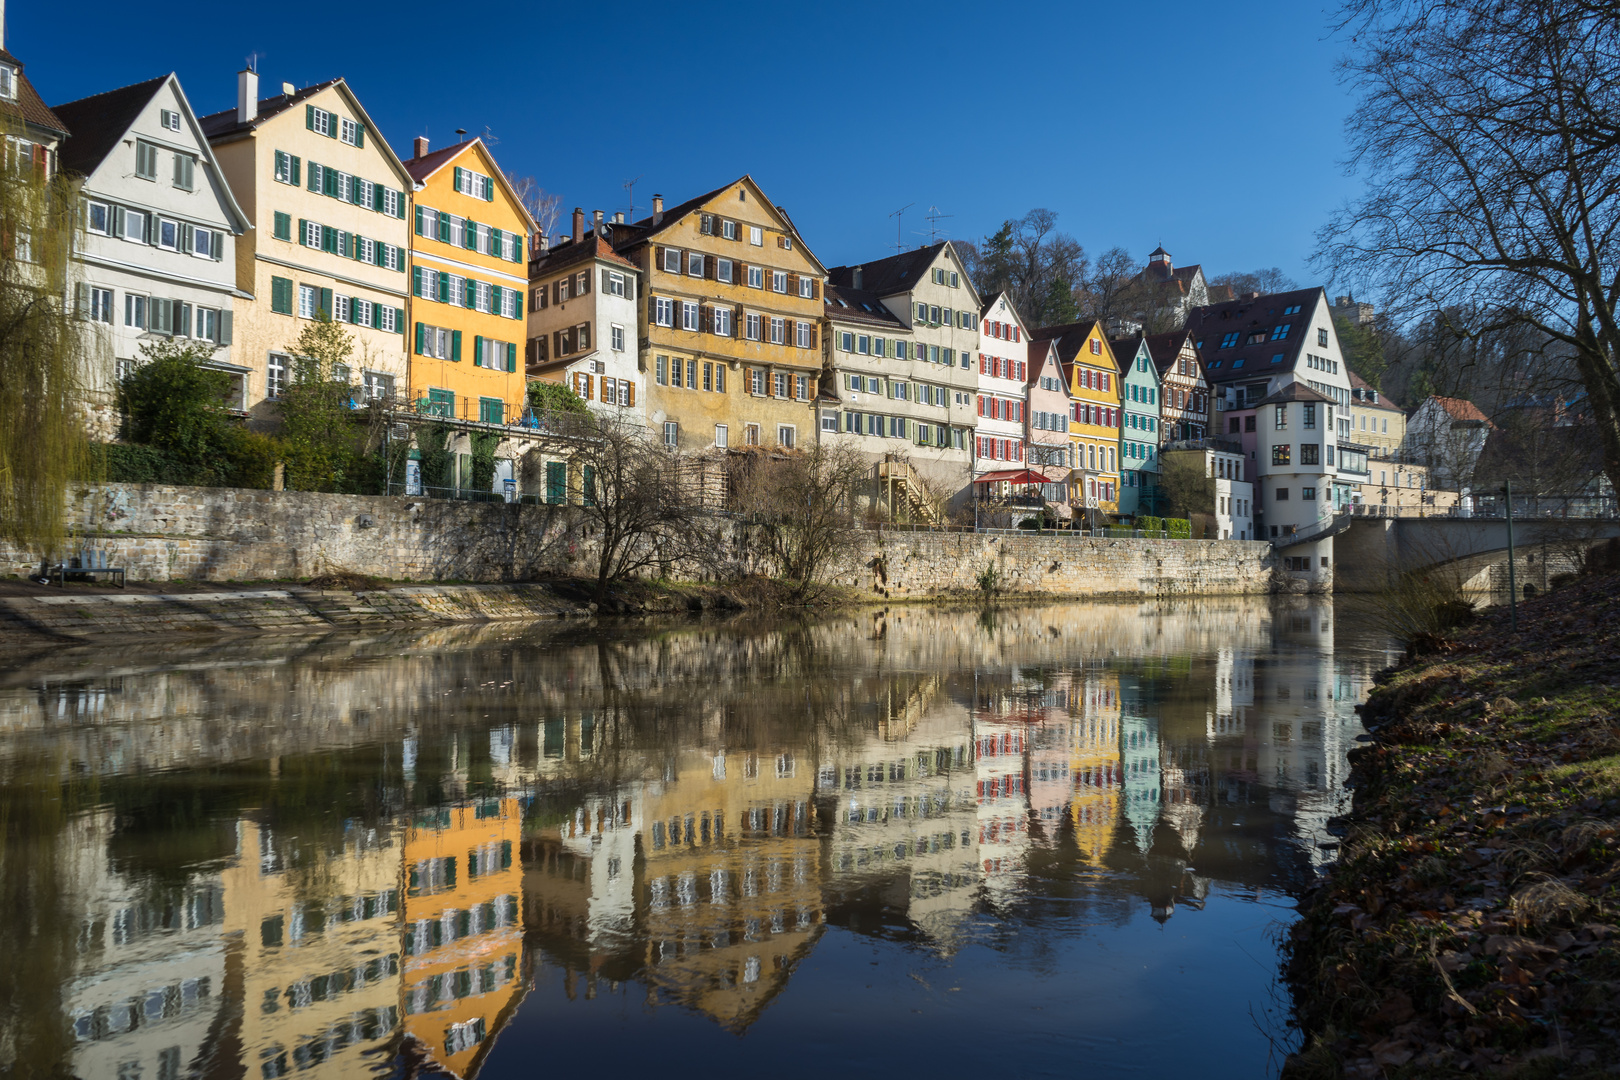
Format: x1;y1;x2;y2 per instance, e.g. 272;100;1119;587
1427;395;1492;425
0;49;69;138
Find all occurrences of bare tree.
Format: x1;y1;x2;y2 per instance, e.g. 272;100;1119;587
961;210;1087;328
1319;0;1620;499
504;172;562;245
1209;267;1297;299
573;416;718;603
729;443;866;599
1075;246;1144;326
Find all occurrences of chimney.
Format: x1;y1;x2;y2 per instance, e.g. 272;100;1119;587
1;0;7;51
571;207;584;245
592;209;603;233
651;194;664;225
412;136;429;159
535;231;548;253
237;69;259;124
852;267;863;289
613;211;624;223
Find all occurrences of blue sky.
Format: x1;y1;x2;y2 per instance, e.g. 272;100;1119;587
12;0;1359;287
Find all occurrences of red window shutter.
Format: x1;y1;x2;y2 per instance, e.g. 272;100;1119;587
982;320;989;335
977;395;984;417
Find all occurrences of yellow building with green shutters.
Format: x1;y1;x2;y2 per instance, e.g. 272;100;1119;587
405;136;533;424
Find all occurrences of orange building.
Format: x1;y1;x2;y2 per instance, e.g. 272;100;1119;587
1030;320;1123;518
400;796;526;1077
405;136;534;424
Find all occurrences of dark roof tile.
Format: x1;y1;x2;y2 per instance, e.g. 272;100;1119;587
51;75;167;178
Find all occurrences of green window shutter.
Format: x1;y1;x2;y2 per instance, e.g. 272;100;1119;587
451;329;461;362
319;288;333;318
453;167;463;194
464;221;477;250
412;265;423;298
414;204;424;236
306;104;315;130
438;274;449;304
464;278;475;307
324;169;337;197
485;180;494;203
298;218;308;246
354;124;365;149
307;163;319;192
290;156;300;186
415;322;426;354
491;227;502;254
474;336;483;367
220;311;232;345
438;214;450;243
395;307;405;332
273;212;290;241
373;184;384;213
506;342;516;372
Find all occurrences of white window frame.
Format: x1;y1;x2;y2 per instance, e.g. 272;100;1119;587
663;248;681;273
715;423;729;448
688;253;705;278
713;307;732;337
771;270;787;293
770;317;785;345
155;218;179;251
340;117;360;146
749;225;763;246
124;293;146;329
311;108;333;137
748;266;764;289
654;297;674;327
0;64;15;102
796;321;812;348
716;258;733;284
89;286;114;324
798;277;813;299
746;313;761;340
611;324;625;351
122;208;146;243
191;227;212;258
663;421;679;448
681;301;699;332
267;352;289;398
86;200;111;235
607;271;626;297
777;425;796;449
297;284;317;319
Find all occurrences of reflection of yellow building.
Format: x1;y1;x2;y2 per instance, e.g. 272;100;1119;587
636;751;823;1030
219;820;403;1080
1068;672;1123;863
401;797;525;1078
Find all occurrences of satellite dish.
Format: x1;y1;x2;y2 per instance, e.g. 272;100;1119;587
599;222;612;240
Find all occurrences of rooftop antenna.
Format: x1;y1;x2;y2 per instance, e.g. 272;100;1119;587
481;126;499;145
888;203;914;254
246;53;259;74
622;175;643;220
924;205;953;244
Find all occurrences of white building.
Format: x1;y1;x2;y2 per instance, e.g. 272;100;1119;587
525;207;645;424
973;292;1030;473
1160;445;1255;540
53;75;251;425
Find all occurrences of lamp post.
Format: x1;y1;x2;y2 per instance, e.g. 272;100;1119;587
1504;481;1518;631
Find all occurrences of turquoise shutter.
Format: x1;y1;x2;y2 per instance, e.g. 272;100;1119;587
451;330;461;362
412;266;422;298
464;220;477;250
395;307;404;332
438;274;449;304
306;104;315;130
453;167;464;194
438;214;449;243
474;335;483;367
491;227;502;255
485;179;493;203
290;156;300;186
414;204;423;235
307;163;319;192
415;322;425;354
297;218;308;246
506;342;516;372
354;124;365;149
319;288;333;317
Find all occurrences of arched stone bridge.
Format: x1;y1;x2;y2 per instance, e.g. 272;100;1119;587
1332;515;1620;592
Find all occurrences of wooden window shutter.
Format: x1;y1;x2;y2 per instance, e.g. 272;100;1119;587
583;374;593;399
538;336;548;361
580;270;590;294
810;279;820;300
580;323;591;349
305;104;315;130
414;205;424;235
601;268;610;292
507;342;517;372
526;339;537;367
625;381;635;406
451;329;462;361
553;281;562;306
810;326;818;348
787;272;798;294
700;306;712;334
415;322;426;354
412;266;423;297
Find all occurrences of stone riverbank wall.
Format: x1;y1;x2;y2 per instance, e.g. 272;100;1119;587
0;483;1289;597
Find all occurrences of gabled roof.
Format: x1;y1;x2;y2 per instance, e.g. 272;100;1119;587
1422;395;1493;426
980;290;1029;334
1347;370;1403;412
1109;332;1160;384
1025;338;1070;395
827;243;945;297
403;136;537;231
528;233;638;279
52;75;168;178
197;77;415;189
0;49;69;138
1029;319;1117;371
824;283;905;329
608;175;826;276
1185;286;1327;385
54;73;251;234
1256;382;1334;407
1143;329;1196;377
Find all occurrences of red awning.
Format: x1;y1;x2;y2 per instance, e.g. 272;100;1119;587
973;469;1050;485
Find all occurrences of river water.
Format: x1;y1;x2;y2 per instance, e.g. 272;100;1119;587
0;599;1394;1080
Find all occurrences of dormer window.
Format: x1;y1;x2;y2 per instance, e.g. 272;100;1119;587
0;64;15;101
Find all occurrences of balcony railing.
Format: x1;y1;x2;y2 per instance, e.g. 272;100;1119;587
1163;437;1244;455
406;399;599;439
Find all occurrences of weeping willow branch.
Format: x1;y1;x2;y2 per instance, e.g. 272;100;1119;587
0;116;91;550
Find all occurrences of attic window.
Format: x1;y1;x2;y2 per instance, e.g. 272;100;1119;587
160;109;181;132
1220;332;1239;348
739;189;746;201
1208;359;1222;369
1270;353;1284;364
1282;304;1302;315
0;64;15;101
1232;358;1245;368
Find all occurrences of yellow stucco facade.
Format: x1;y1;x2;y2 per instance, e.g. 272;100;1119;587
619;177;826;453
405;139;533;424
205;80;414;420
1066;323;1123;516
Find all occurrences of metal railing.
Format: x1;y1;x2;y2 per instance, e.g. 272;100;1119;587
402;400;599;440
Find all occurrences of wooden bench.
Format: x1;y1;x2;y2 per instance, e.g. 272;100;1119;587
48;551;125;588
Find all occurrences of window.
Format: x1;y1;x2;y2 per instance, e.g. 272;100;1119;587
84;200;112;235
748;265;764;289
688;253;705;278
1282;304;1302;315
267;353;288;399
1270;324;1291;340
1275;487;1290;501
713;307;732;336
796;375;809;400
777;425;796;449
1272;444;1292;466
88;286;114;323
654;297;674;327
297;284;318;319
308;106;333;137
770;317;785;344
798;276;814;299
796;321;812;348
123;293;147;329
1303;403;1317;429
661;247;681;273
746;423;761;446
340;117;361;145
770;371;787;398
172;153;194;191
134;140;158;179
272;211;292;241
611;324;625;351
1318;327;1329;346
895;341;908;361
192;226;214;258
606;271;626;297
269;276;293;314
0;63;14;101
1220;331;1239;348
715;424;728;448
1301;486;1318;500
746;313;762;341
681;301;699;331
663;422;679;448
750;226;763;246
772;270;787;293
1274;404;1288;429
716;258;733;283
1300;443;1320;465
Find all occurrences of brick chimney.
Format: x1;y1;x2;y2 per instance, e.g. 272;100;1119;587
571;207;584;245
592;209;603;233
413;136;429;159
237;69;259;124
651;194;663;225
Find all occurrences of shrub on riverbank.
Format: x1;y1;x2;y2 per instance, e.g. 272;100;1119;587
1285;572;1620;1078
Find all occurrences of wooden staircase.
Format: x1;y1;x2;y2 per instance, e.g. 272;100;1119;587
875;457;943;525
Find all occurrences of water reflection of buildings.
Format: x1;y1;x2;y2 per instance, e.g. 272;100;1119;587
1069;674;1123;865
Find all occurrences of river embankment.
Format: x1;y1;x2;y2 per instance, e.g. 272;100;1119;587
1284;572;1620;1078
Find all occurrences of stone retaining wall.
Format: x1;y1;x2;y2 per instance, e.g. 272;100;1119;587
0;483;1288;596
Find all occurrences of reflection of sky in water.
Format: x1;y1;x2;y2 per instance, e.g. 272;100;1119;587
0;599;1395;1080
